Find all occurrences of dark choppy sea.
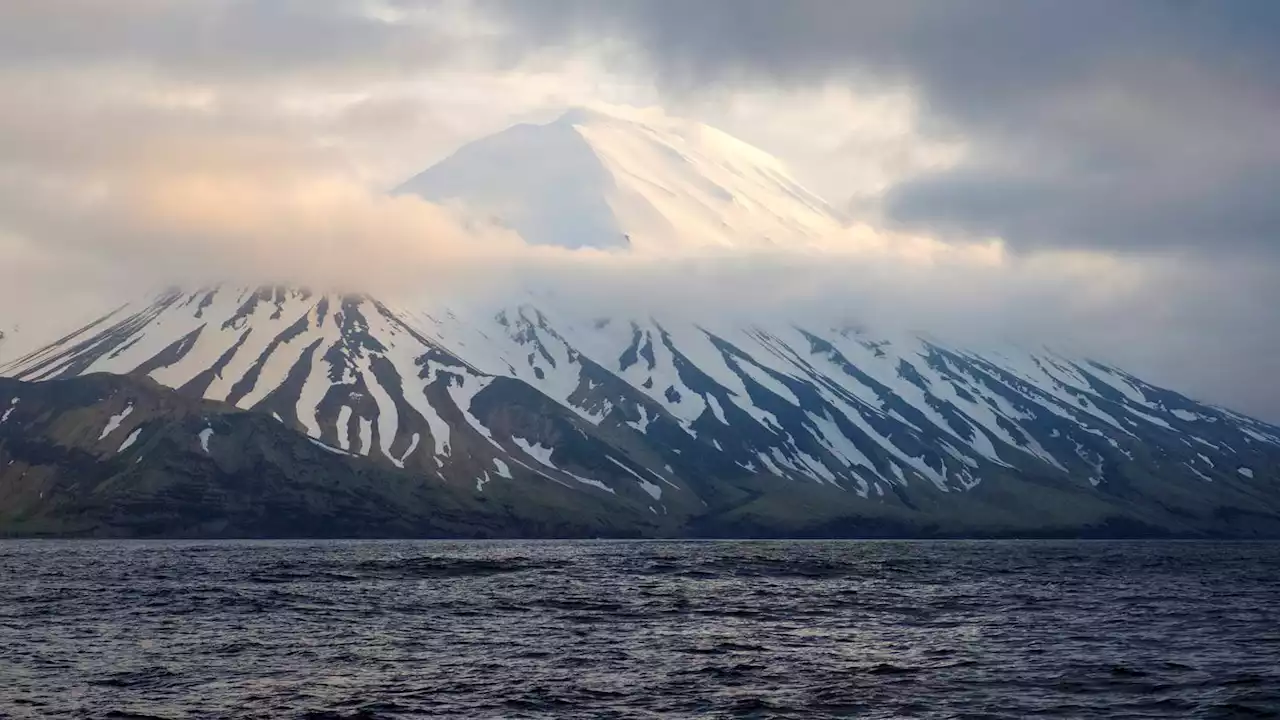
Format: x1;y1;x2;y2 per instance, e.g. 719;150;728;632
1;540;1278;719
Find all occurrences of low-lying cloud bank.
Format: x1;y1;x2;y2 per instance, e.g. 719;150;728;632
3;139;1275;422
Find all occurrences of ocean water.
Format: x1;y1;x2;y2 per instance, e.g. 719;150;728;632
1;540;1278;719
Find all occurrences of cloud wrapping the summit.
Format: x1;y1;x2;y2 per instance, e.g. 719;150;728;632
0;1;1277;421
479;0;1280;256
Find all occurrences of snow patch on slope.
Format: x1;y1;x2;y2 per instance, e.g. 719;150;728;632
493;458;513;479
0;397;17;424
335;406;353;452
308;437;348;456
99;404;134;440
117;428;142;453
513;437;557;468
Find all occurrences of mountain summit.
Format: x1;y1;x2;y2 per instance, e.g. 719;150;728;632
395;105;844;251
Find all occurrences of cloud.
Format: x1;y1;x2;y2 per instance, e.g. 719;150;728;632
0;1;484;83
0;62;541;311
475;237;1280;423
461;0;1280;418
478;0;1280;256
0;1;1277;422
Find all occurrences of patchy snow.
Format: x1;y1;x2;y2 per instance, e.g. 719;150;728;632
99;404;134;440
446;374;501;449
117;428;142;453
513;437;557;468
732;352;801;406
1185;463;1214;482
705;394;728;424
1193;436;1221;451
198;427;213;453
308;437;348;456
475;472;491;493
392;433;420;469
804;410;876;473
357;417;373;457
1128;408;1174;430
234;313;326;410
1238;467;1255;479
606;455;643;479
757;451;785;477
1080;363;1150;405
1240;425;1280;446
564;471;617;494
493;458;513;479
607;456;663;499
638;479;663;500
356;356;399;462
335;406;353;452
627;404;653;434
852;476;870;497
295;341;340;440
0;397;17;424
207;301;313;403
392;350;453;458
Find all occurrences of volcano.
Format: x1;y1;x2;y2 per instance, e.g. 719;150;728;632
2;106;1278;537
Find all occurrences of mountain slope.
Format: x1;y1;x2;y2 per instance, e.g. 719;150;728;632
395;106;844;251
4;286;1279;537
0;373;667;538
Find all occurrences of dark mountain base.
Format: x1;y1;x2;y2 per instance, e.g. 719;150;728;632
2;374;1279;539
0;375;653;539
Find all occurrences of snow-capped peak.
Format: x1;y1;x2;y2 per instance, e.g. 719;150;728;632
395;104;844;252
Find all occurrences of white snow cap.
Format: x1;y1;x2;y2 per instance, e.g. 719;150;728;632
395;104;843;253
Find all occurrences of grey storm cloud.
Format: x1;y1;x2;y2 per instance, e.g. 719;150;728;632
479;0;1280;256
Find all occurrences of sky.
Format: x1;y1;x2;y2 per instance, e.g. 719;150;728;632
0;1;1277;420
